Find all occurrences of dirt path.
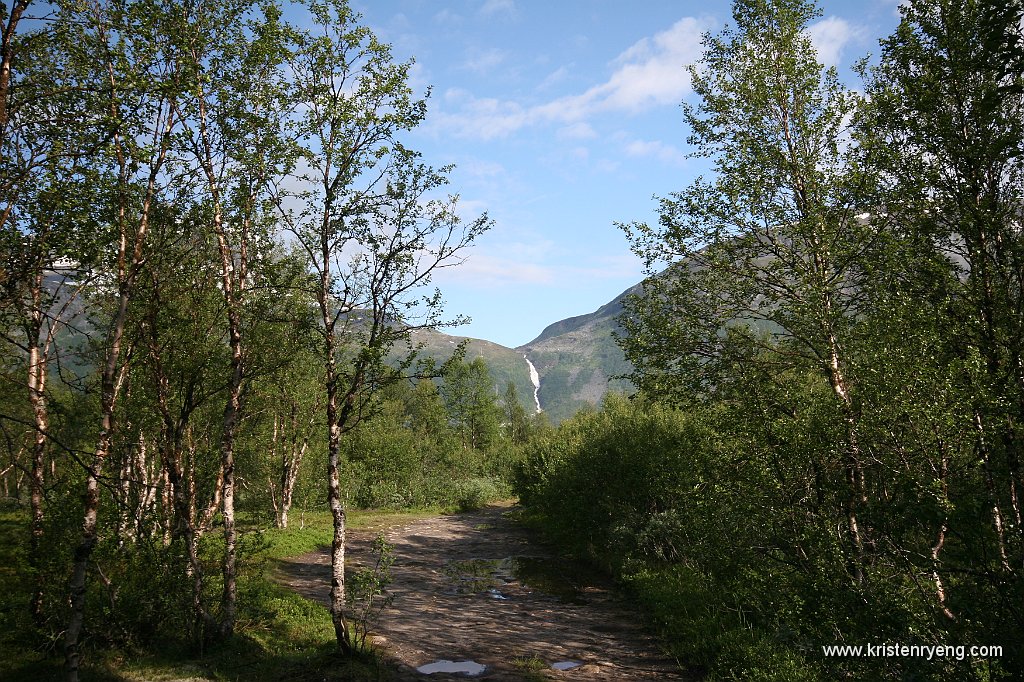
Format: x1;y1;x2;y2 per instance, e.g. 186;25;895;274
277;504;688;680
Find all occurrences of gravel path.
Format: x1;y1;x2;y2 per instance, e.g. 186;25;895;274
277;504;689;680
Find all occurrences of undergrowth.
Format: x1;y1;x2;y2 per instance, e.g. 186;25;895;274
0;505;446;682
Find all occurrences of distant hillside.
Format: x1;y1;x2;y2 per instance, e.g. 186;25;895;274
406;328;540;413
40;266;641;423
402;281;640;423
518;282;639;423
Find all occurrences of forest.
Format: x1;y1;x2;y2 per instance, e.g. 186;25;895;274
2;0;1022;680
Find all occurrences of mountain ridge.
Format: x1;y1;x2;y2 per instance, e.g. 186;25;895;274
417;280;640;423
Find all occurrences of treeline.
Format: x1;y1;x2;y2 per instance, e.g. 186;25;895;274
516;0;1023;679
0;0;543;678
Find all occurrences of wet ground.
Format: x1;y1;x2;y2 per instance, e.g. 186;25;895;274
277;504;688;680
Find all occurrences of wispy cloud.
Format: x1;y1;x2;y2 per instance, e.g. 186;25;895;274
433;8;462;25
430;16;710;140
444;254;556;286
557;122;597;140
461;47;508;74
537;65;571;91
622;137;687;166
807;16;867;67
438;247;641;289
480;0;517;19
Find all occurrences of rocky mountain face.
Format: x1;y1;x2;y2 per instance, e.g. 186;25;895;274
39;266;640;423
517;282;639;423
415;281;639;423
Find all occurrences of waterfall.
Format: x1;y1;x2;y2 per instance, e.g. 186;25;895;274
524;354;542;413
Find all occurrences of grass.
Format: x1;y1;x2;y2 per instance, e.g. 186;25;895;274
511;654;549;680
0;504;447;682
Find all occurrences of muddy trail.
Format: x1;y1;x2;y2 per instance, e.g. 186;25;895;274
277;504;689;680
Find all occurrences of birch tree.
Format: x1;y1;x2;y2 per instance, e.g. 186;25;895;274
284;0;490;651
58;2;187;677
171;0;295;637
619;0;878;584
863;0;1024;644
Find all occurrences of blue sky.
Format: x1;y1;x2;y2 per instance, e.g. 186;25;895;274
350;0;904;349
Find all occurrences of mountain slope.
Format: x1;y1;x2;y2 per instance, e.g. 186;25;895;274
406;328;540;413
518;282;639;423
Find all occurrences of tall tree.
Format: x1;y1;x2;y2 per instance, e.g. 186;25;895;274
0;1;106;626
619;0;878;584
172;0;295;637
503;380;529;445
284;0;489;652
864;0;1024;638
57;2;189;677
440;357;501;450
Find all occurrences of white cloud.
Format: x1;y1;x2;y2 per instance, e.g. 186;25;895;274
462;47;507;74
433;9;462;25
569;253;644;281
480;0;516;19
443;254;556;286
536;16;708;120
623;137;687;166
537;65;570;91
557;122;597;140
438;236;558;287
429;16;711;140
462;159;506;179
436;242;641;289
436;89;531;139
807;16;867;67
601;17;707;111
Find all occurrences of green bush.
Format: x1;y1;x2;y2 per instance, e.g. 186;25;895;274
454;477;501;512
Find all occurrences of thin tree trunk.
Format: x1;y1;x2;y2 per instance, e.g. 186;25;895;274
327;405;351;652
191;68;247;639
26;274;47;624
278;402;311;530
975;412;1012;572
65;38;172;674
822;298;868;585
280;439;307;530
320;244;351;652
0;1;31;131
65;356;126;681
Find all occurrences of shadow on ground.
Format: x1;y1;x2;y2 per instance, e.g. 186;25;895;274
277;504;689;681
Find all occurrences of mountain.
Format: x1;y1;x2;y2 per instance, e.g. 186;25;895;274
406;328;541;414
38;266;639;423
518;282;638;422
407;281;639;423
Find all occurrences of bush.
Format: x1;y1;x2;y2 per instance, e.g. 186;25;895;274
454;477;501;512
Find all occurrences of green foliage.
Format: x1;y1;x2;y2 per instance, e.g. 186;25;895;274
454;477;502;512
560;0;1024;678
335;372;515;512
502;381;530;445
346;533;395;652
517;385;1020;679
441;357;503;450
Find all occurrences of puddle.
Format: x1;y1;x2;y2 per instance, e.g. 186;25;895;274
416;659;486;676
442;556;593;604
442;558;510;594
551;660;583;670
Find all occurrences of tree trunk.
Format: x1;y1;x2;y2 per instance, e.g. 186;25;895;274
26;279;47;624
0;1;30;131
65;363;121;682
327;415;351;653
